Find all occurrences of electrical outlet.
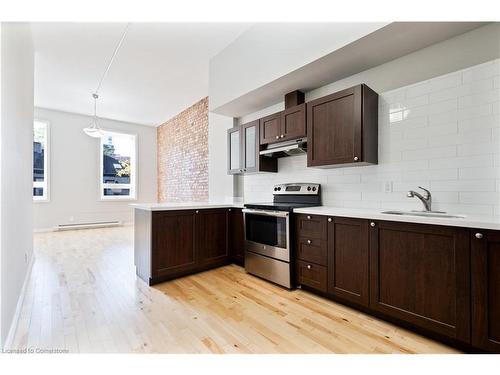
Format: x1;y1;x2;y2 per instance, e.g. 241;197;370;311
384;181;393;193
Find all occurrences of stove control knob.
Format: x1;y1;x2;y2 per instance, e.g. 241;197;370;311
312;187;317;191
307;186;311;191
277;187;281;191
274;187;278;191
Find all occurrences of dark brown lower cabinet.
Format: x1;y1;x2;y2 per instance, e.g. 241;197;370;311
229;208;245;265
196;209;228;268
328;217;369;307
369;221;470;343
471;229;500;352
152;210;197;280
297;260;327;293
145;208;231;284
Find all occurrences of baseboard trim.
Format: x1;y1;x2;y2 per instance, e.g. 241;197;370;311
3;254;35;350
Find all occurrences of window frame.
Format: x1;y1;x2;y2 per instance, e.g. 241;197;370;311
33;119;50;203
99;130;138;201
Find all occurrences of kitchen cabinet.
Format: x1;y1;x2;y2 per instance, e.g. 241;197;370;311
259;112;282;144
296;214;327;240
369;220;470;343
227;120;277;175
328;217;369;307
227;127;242;174
152;210;197;280
471;229;500;352
229;208;245;265
196;209;228;268
259;104;306;145
297;260;327;293
141;208;232;284
307;84;378;167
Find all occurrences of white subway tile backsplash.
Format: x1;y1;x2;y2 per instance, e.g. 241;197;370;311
243;59;500;216
430;179;496;192
402;145;456;161
462;60;500;83
406;72;461;98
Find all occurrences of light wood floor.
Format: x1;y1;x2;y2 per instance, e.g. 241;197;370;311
12;226;459;353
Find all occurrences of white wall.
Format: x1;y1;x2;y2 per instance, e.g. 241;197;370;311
0;23;35;347
243;60;500;216
208;112;234;199
33;108;157;230
209;23;387;111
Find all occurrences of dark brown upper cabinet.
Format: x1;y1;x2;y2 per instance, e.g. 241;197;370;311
307;84;378;167
369;220;470;343
227;120;277;175
259;104;306;146
471;229;500;352
260;112;282;144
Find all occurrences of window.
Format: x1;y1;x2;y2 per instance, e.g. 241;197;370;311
100;131;137;200
33;120;49;201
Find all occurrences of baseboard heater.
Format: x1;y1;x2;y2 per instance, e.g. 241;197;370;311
55;221;122;231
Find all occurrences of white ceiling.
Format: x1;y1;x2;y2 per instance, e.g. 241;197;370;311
31;23;251;126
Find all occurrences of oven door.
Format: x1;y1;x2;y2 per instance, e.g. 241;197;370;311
243;208;290;262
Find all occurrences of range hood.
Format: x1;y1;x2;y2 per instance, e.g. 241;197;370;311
260;138;307;158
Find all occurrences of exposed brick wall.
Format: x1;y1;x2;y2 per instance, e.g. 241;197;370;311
157;97;208;202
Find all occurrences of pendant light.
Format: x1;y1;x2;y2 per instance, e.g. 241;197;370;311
83;23;131;138
83;93;105;137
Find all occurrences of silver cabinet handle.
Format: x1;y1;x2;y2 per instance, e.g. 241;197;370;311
228;208;232;212
354;156;359;161
195;210;199;214
328;218;333;222
475;232;483;239
307;240;312;244
280;134;284;138
307;215;311;220
307;264;312;270
275;135;279;139
370;222;376;227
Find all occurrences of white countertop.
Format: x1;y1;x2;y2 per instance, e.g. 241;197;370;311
131;200;500;230
293;206;500;231
130;198;245;211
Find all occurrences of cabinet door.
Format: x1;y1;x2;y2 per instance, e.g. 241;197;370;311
227;127;242;174
229;208;245;265
328;217;369;307
369;221;470;342
307;86;362;166
281;103;306;141
259;112;282;145
152;210;196;278
471;230;500;352
196;209;229;267
296;214;327;240
242;121;258;173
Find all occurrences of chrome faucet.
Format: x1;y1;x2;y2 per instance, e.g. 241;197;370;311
407;186;432;212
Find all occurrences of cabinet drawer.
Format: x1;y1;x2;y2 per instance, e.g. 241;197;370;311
296;214;327;240
297;238;327;266
297;260;327;293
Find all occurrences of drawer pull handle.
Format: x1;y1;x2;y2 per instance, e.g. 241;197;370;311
354;156;359;161
370;222;376;227
328;218;332;222
475;232;483;239
307;264;312;270
307;240;312;244
307;215;311;220
275;135;279;139
195;210;199;214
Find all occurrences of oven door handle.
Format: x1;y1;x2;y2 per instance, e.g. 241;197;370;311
242;208;289;218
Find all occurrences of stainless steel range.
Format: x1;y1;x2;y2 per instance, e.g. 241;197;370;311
243;183;321;288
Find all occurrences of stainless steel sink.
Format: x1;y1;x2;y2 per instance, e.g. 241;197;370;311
381;210;466;219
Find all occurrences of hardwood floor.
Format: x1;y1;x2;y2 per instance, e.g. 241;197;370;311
12;226;459;353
